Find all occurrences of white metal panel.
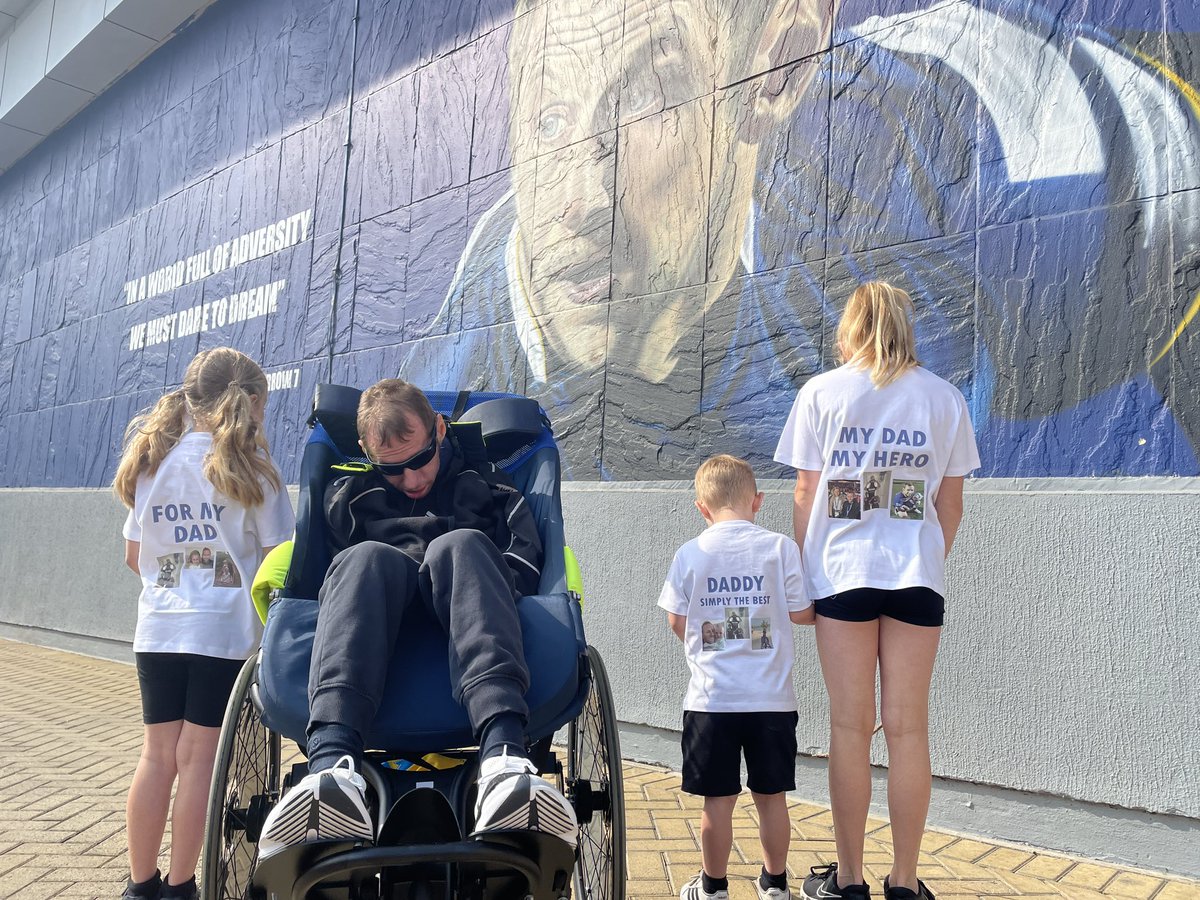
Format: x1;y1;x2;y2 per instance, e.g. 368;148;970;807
46;0;105;70
1;76;92;134
47;18;155;92
0;0;51;112
104;0;211;42
0;0;35;17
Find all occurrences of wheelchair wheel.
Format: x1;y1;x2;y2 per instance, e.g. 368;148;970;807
567;647;626;900
202;655;281;900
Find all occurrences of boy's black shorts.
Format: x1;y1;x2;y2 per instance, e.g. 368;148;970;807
136;652;245;727
681;710;798;797
815;586;945;627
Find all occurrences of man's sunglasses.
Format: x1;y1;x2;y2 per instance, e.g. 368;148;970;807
364;430;438;475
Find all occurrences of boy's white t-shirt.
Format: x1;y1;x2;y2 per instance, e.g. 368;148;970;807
773;364;980;599
657;519;810;713
122;432;295;659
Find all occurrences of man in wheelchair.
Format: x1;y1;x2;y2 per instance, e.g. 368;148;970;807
258;379;579;860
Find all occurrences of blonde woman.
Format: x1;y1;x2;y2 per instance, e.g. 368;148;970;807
774;283;980;900
114;348;294;900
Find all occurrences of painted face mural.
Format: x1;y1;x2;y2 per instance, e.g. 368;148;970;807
396;0;1200;480
5;0;1199;487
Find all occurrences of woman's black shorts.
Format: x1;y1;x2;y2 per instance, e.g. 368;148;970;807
135;653;245;727
814;587;944;627
681;710;798;797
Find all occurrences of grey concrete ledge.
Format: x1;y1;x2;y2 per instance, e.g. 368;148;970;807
3;476;1200;496
618;722;1200;881
562;476;1200;494
0;621;134;664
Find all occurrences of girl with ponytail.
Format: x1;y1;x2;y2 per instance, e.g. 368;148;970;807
774;283;980;900
113;347;295;900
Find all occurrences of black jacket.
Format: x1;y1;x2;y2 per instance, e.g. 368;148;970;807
324;431;543;596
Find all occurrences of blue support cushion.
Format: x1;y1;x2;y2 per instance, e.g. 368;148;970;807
258;592;589;753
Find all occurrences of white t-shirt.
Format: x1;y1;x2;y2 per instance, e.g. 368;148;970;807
657;519;810;713
122;432;295;659
774;364;980;599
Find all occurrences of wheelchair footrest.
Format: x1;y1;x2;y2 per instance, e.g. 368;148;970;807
251;835;575;900
379;788;462;845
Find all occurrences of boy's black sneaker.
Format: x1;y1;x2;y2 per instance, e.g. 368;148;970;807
882;876;935;900
800;863;871;899
121;871;161;900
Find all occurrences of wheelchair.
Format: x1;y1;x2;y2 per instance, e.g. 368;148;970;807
200;385;626;900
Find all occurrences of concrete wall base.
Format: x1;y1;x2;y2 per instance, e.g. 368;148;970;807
619;722;1200;881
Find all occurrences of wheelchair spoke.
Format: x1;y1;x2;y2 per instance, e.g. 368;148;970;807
570;648;626;900
203;658;279;900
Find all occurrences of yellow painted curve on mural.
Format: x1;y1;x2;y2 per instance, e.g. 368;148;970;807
1138;47;1200;368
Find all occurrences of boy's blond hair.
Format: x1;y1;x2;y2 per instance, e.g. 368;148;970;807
694;454;757;511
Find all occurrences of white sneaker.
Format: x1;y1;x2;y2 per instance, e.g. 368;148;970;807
472;750;578;847
756;878;791;900
680;873;730;900
258;755;373;860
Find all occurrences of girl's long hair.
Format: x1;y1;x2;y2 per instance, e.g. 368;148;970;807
836;281;920;388
113;348;281;508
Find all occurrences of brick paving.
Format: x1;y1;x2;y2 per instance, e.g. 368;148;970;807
1;639;1196;900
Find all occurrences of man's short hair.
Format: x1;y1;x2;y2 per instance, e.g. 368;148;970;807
358;379;437;451
694;454;757;511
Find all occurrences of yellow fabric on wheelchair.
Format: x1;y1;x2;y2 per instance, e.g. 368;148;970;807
251;541;294;624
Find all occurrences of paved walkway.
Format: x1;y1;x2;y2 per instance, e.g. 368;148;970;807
0;640;1195;900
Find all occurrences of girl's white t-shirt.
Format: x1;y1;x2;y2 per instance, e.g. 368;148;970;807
122;432;295;659
657;520;811;713
773;365;980;599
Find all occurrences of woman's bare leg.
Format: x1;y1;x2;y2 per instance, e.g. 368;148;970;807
878;616;941;892
814;616;879;889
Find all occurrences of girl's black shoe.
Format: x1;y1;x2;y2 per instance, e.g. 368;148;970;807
882;876;935;900
160;876;198;900
800;863;872;899
121;870;161;900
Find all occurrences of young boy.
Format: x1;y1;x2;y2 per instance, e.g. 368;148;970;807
658;455;814;900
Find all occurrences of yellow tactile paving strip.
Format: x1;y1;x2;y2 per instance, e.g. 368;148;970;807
0;640;1195;900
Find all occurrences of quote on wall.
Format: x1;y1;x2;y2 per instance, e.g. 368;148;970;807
123;209;313;354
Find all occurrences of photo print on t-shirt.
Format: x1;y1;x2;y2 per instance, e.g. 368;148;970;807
700;620;726;651
212;551;242;588
827;479;862;520
890;480;926;520
750;616;773;650
155;553;183;588
862;470;891;512
725;606;749;640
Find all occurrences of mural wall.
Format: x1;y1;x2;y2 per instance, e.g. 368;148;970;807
0;0;1197;485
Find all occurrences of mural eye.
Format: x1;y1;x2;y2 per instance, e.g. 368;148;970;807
539;107;569;143
622;79;660;119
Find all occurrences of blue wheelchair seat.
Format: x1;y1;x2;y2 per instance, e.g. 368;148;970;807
257;387;589;754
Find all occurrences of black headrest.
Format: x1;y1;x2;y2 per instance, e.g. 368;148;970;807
459;397;548;462
309;383;363;457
